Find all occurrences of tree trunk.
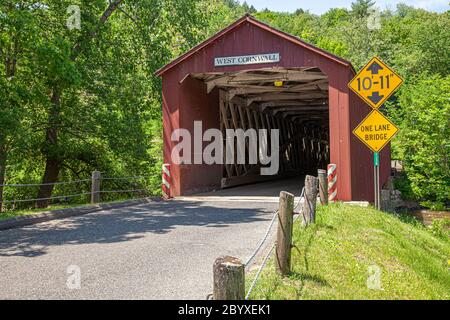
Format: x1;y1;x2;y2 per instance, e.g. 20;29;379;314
35;0;123;208
0;141;7;213
36;157;61;208
36;89;62;208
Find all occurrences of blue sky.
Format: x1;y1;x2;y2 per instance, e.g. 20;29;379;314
241;0;449;14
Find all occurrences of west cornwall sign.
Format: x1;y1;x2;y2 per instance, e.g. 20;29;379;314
214;53;280;67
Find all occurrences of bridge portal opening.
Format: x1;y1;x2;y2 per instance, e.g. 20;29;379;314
191;67;330;189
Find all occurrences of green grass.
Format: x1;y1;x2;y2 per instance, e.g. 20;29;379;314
247;203;450;300
0;204;83;221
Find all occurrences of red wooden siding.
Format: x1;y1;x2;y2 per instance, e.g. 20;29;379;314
158;15;390;201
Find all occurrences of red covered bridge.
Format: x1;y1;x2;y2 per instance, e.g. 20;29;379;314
156;15;390;202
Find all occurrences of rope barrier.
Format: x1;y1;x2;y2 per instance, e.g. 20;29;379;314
1;176;150;188
245;243;276;300
244;210;279;269
244;187;305;269
0;179;91;188
294;187;305;212
100;189;148;194
0;175;149;206
1;192;92;204
100;176;149;181
243;187;306;300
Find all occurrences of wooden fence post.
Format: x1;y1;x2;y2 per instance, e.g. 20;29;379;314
91;171;101;204
303;175;319;225
276;191;294;276
213;256;245;300
318;169;328;205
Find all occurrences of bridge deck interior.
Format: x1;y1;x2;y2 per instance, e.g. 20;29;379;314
190;67;331;189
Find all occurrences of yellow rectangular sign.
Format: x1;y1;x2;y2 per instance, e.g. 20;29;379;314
348;57;403;109
353;110;399;153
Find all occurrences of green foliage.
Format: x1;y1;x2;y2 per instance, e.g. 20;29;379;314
0;0;205;209
393;172;415;201
0;1;449;209
247;204;450;300
351;0;375;18
311;5;449;206
387;75;450;208
430;218;450;239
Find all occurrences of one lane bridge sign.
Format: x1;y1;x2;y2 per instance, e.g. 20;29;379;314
348;57;403;109
353;109;399;153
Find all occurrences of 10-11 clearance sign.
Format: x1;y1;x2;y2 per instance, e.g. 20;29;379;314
349;57;403;153
349;57;403;109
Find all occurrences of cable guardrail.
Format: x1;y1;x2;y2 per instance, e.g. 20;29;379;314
244;210;279;269
0;179;91;188
0;173;151;209
1;192;93;204
99;189;148;194
245;243;276;300
243;187;306;300
100;176;149;181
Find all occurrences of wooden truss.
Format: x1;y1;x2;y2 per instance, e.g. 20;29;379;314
191;67;331;187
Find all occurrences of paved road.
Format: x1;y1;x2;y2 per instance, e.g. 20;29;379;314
0;198;280;300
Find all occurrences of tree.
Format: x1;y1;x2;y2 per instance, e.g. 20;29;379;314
1;0;449;211
242;2;257;14
387;75;450;208
32;0;125;207
351;0;375;18
0;1;42;211
31;0;206;207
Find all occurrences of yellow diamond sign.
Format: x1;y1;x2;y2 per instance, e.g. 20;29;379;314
353;110;399;153
349;57;403;109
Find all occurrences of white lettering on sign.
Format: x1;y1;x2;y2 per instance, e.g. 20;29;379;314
214;53;280;67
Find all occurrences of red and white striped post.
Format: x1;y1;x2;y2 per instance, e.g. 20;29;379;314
162;164;171;199
328;164;337;202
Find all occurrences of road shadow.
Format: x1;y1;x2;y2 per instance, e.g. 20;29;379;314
0;200;274;258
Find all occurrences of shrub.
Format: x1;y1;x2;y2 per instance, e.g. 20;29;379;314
387;75;450;209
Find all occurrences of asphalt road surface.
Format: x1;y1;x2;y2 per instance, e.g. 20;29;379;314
0;178;305;300
0;197;282;300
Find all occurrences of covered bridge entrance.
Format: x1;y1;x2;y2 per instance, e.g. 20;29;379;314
156;15;390;202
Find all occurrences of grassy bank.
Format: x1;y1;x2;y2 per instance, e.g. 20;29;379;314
247;203;450;300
